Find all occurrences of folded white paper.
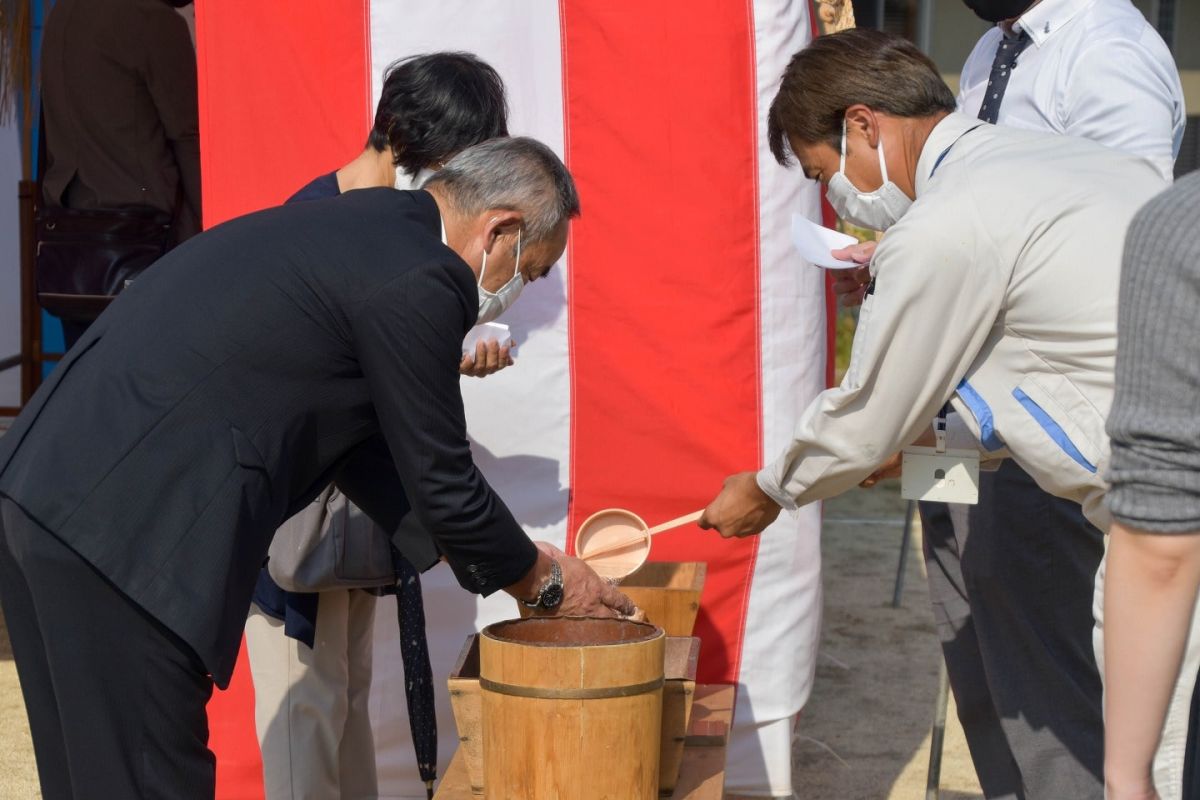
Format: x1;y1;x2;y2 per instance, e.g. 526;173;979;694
462;322;512;359
790;213;861;269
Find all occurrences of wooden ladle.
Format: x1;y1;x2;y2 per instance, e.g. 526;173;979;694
575;509;704;579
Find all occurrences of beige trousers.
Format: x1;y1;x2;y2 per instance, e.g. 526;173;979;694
245;589;379;800
1094;544;1200;800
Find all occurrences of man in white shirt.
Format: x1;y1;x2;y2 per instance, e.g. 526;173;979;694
960;0;1183;182
922;2;1183;797
812;4;1182;796
697;25;1175;799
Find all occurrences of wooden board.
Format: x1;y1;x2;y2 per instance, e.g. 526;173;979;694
621;562;706;638
434;683;734;800
669;684;733;800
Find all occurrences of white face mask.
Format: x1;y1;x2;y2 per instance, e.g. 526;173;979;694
826;117;913;232
476;228;524;325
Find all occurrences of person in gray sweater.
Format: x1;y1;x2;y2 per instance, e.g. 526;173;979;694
1103;169;1200;800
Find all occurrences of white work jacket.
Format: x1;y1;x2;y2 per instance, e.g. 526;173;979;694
757;112;1169;529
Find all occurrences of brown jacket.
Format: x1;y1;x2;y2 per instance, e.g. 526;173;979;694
41;0;201;241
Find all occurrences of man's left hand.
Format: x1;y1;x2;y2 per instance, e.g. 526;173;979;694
460;339;514;378
532;541;638;618
829;241;876;308
698;471;782;539
860;451;903;487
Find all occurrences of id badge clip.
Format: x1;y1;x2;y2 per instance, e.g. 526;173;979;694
900;412;980;505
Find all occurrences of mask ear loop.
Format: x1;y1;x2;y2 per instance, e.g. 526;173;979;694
839;116;848;174
874;115;890;184
512;228;523;283
844;114;891;186
478;216;501;289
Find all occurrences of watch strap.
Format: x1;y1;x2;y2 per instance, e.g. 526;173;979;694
521;558;563;609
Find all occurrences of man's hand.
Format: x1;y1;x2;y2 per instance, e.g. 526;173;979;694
830;240;876;308
860;451;903;488
459;339;514;378
509;542;637;618
698;471;782;539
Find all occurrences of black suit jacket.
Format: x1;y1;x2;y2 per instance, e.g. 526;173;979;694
0;188;536;685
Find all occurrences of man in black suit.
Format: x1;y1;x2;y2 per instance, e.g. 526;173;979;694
0;136;632;799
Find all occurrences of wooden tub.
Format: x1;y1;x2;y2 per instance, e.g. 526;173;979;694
449;630;700;797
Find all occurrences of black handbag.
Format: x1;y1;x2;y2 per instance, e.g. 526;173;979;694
34;105;176;321
35;204;174;321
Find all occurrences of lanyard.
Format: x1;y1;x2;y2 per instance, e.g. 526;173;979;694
930;123;985;179
918;123;984;433
865;123;984;301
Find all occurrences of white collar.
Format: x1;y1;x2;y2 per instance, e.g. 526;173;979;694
1013;0;1092;47
440;217;447;246
914;112;981;197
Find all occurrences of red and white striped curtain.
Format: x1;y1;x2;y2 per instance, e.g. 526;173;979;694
197;2;828;796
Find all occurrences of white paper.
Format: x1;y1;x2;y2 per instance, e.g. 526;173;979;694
462;321;513;358
790;213;861;269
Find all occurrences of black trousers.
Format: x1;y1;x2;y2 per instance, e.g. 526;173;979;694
0;497;215;799
920;461;1105;799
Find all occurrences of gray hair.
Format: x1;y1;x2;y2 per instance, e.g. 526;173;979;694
423;137;581;241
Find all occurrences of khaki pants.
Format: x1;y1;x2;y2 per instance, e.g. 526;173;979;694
1094;544;1200;800
245;590;378;800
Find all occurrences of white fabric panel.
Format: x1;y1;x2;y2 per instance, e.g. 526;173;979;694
365;4;568;797
726;713;800;798
726;1;824;796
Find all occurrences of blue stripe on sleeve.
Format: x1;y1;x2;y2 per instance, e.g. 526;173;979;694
955;380;1006;452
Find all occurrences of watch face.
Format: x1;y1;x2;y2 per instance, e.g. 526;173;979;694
541;583;564;610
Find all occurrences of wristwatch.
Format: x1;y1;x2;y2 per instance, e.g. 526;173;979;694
521;559;564;611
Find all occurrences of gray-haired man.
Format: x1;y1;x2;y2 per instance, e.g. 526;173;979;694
0;136;632;799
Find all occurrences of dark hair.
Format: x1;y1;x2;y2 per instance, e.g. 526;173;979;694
767;29;956;165
367;52;509;178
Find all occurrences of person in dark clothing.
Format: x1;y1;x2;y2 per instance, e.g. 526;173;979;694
0;136;634;800
39;0;201;347
245;52;515;799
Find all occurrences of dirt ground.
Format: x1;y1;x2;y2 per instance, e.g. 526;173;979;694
0;607;38;798
0;479;983;799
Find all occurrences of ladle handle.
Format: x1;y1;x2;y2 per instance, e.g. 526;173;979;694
581;510;706;561
645;510;704;536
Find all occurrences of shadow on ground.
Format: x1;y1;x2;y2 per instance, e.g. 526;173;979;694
791;482;984;800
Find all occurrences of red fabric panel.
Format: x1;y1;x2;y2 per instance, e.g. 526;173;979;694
195;3;370;798
195;1;371;228
561;0;761;685
206;641;264;799
822;198;839;388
